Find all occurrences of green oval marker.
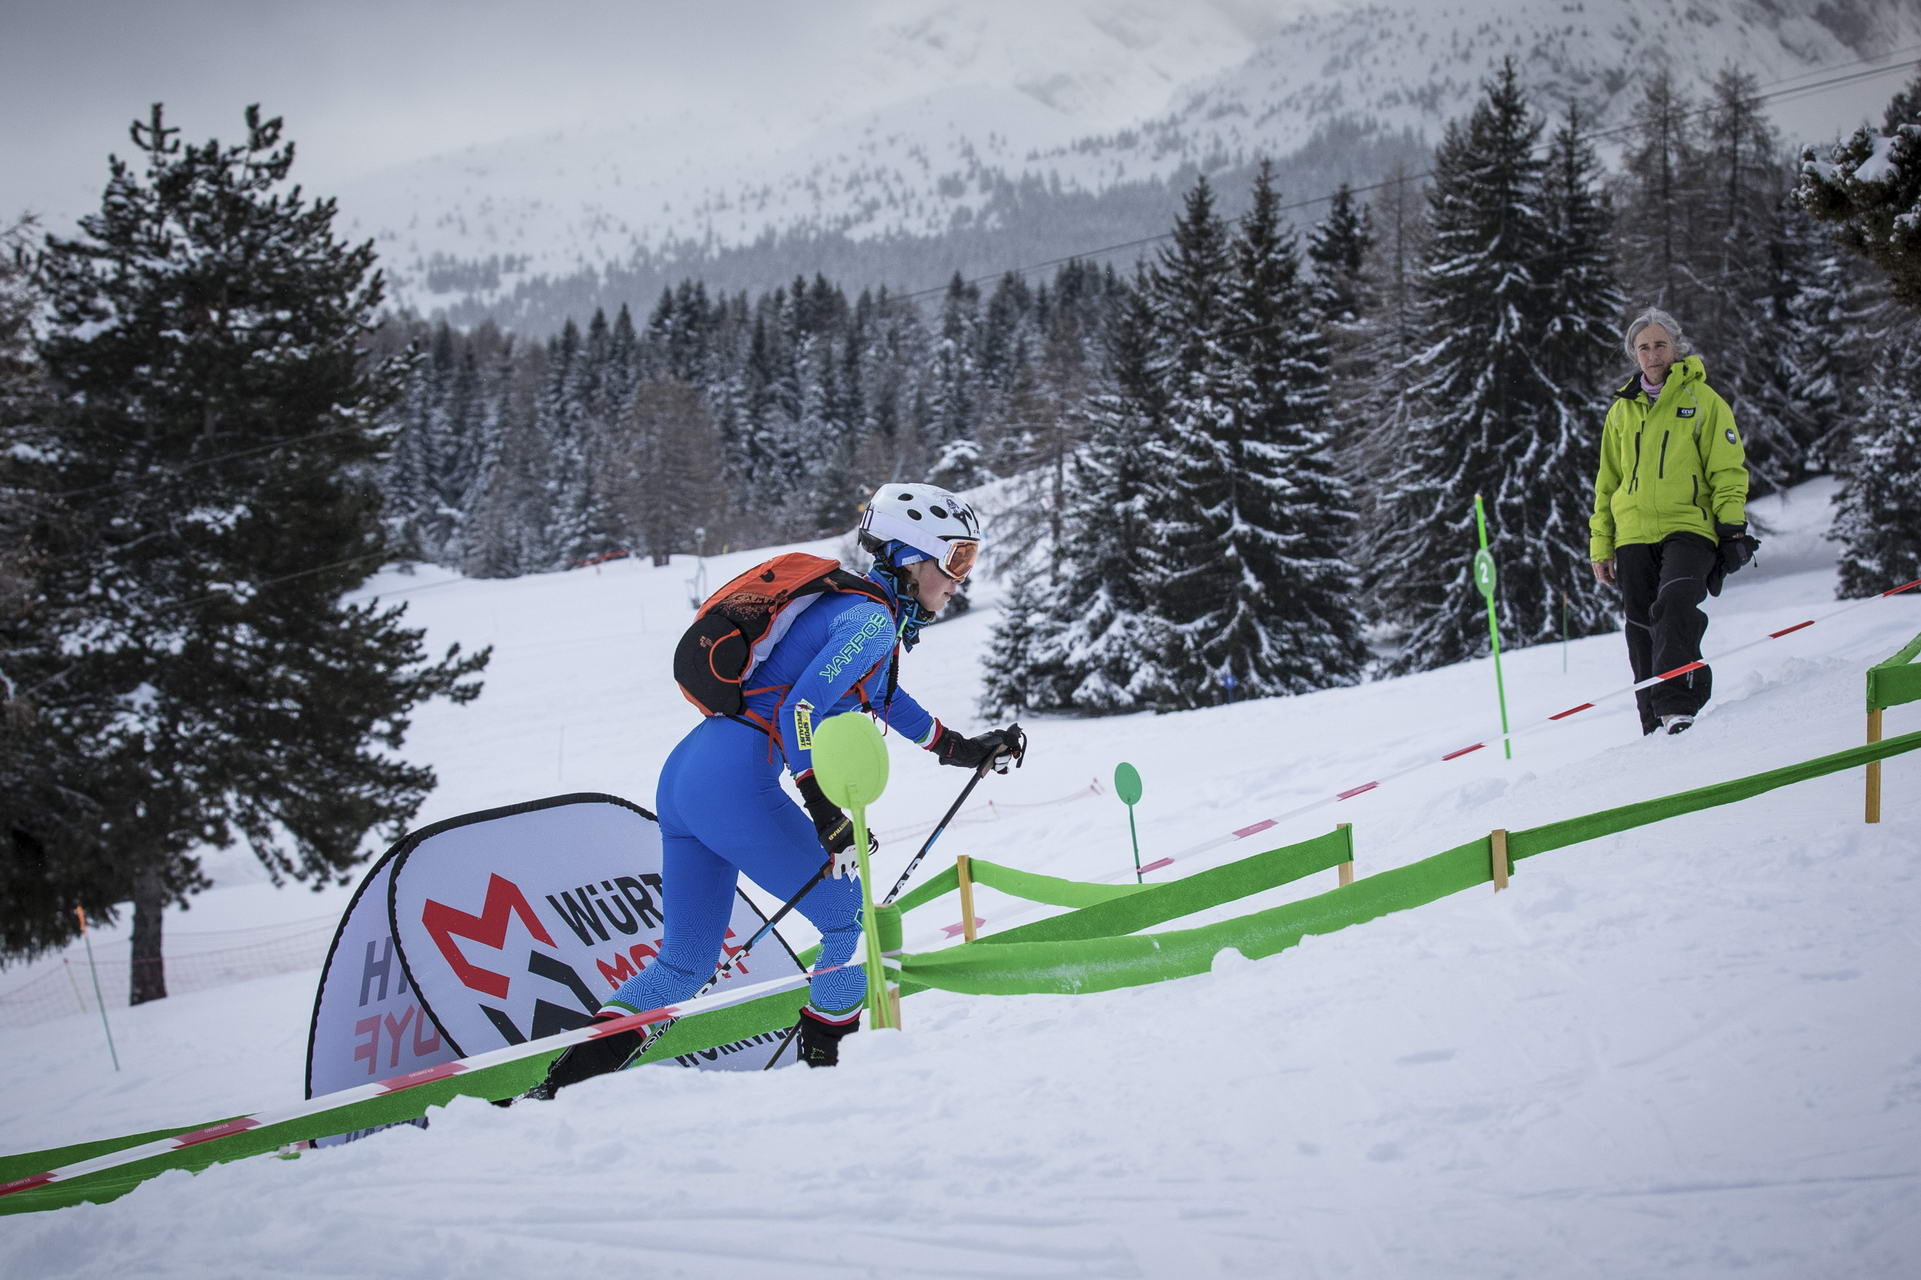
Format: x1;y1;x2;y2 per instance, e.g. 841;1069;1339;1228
813;712;890;809
811;712;894;1028
1113;761;1142;805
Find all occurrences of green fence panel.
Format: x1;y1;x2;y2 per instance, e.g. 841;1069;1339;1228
982;827;1353;948
964;859;1150;909
1508;727;1921;860
894;835;1485;998
1868;632;1921;712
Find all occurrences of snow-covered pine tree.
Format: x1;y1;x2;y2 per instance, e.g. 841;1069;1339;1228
1039;270;1178;713
0;214;121;959
1698;68;1798;494
1306;181;1375;388
25;105;488;996
1831;320;1921;598
1376;59;1565;673
1214;159;1366;695
1536;102;1629;643
1797;72;1921;309
1347;163;1428;578
979;572;1054;719
1140;174;1240;706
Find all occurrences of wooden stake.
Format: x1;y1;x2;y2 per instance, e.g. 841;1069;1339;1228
956;854;979;943
1489;829;1510;892
1867;707;1884;825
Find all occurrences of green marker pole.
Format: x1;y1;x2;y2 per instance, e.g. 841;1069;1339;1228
1472;494;1514;760
811;712;895;1030
1113;762;1144;883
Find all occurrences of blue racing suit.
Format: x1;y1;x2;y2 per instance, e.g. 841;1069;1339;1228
603;567;942;1023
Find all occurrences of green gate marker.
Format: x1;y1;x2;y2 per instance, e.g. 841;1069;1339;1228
1113;762;1145;883
811;712;895;1029
1472;494;1513;760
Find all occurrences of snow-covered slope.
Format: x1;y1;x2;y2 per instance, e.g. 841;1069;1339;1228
338;0;1921;324
3;477;1918;1275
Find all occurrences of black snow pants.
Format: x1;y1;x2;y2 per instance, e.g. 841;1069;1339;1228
1616;531;1718;734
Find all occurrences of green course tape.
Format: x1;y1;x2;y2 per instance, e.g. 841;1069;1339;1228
1508;727;1921;860
0;984;809;1218
1868;632;1921;713
982;827;1352;946
965;859;1150;909
896;837;1486;997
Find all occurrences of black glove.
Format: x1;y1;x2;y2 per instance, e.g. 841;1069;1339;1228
791;772;875;872
930;722;1027;773
1715;522;1757;576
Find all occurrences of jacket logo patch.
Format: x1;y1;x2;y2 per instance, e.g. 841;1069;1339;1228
793;700;814;750
1724;428;1737;444
1676;407;1696;418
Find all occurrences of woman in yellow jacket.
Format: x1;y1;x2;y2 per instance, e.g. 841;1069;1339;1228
1590;308;1753;735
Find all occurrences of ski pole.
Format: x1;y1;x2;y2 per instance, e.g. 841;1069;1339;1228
882;723;1022;906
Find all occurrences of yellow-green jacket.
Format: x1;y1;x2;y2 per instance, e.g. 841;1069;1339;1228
1589;354;1749;562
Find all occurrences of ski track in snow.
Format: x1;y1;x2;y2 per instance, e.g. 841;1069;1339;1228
3;477;1920;1277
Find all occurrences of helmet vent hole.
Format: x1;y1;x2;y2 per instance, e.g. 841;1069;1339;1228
907;509;923;520
930;506;948;519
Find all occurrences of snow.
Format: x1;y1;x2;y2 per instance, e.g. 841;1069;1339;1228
4;476;1921;1276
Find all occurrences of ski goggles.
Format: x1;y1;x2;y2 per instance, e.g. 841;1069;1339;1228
935;538;980;581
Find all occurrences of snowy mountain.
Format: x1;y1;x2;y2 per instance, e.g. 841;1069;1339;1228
4;477;1919;1275
335;0;1921;332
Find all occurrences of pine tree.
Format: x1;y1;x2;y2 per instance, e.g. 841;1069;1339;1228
2;214;125;958
1141;174;1239;705
979;573;1052;719
19;105;488;996
1796;72;1921;309
1537;103;1631;642
1698;68;1797;494
1348;163;1429;566
1617;69;1709;316
1307;182;1376;388
1216;159;1367;695
1832;323;1921;597
1376;60;1576;673
1041;272;1178;713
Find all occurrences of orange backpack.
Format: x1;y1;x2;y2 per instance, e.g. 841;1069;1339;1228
673;553;893;719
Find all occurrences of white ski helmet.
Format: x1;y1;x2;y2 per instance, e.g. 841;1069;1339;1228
858;483;983;580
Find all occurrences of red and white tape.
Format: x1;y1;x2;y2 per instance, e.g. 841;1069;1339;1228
0;959;841;1201
925;578;1921;940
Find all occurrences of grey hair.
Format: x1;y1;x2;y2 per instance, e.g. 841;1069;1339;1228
1623;307;1692;360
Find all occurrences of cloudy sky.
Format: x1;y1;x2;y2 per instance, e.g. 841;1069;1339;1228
1;1;918;226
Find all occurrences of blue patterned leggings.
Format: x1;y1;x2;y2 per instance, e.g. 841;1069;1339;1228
603;717;865;1018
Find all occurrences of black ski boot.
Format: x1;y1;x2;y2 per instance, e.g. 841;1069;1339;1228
524;1019;647;1101
796;1008;859;1068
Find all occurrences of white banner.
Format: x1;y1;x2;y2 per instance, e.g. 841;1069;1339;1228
385;794;801;1069
306;794;801;1139
304;854;455;1147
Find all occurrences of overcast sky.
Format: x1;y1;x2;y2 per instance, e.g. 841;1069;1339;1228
1;0;878;227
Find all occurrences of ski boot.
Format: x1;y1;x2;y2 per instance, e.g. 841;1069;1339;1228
524;1015;649;1101
796;1007;860;1068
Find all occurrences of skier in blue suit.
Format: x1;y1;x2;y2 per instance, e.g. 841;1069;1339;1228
535;483;1024;1094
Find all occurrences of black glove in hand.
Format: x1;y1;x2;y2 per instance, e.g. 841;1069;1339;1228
930;722;1027;772
1715;522;1757;576
795;771;875;879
